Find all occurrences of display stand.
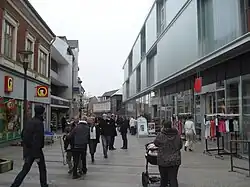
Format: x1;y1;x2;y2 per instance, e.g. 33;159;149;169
203;113;239;159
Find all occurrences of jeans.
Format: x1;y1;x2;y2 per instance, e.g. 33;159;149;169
158;165;179;187
109;136;115;149
101;135;111;157
72;146;87;177
121;133;128;148
11;150;48;187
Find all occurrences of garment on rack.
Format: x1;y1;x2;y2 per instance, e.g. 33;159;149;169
229;119;234;132
218;120;226;133
204;120;211;139
225;120;230;132
210;120;216;138
215;117;218;126
233;120;239;132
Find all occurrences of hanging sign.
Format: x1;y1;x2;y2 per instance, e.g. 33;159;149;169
4;76;13;93
194;77;202;93
36;86;48;97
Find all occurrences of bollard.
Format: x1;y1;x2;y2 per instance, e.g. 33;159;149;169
248;142;250;177
230;141;234;172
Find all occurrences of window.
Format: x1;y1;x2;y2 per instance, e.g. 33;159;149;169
136;65;141;93
146;55;155;86
38;46;49;77
1;12;18;60
140;26;146;58
25;33;35;69
4;21;14;58
157;0;165;34
126;80;130;98
128;52;133;75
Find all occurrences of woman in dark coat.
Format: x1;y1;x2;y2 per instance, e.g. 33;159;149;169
88;117;100;163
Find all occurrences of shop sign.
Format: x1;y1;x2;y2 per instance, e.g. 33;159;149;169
194;77;202;93
137;116;148;137
4;76;13;93
36;86;49;97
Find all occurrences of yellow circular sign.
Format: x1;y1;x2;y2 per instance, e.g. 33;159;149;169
37;86;48;97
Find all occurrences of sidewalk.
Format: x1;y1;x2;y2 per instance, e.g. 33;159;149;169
0;135;249;187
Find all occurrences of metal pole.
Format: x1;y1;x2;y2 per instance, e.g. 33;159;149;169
248;142;250;177
23;69;27;129
230;140;233;172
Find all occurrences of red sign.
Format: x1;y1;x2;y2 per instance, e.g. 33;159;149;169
36;86;48;97
194;77;202;93
4;76;13;93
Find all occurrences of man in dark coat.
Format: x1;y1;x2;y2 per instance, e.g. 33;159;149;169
109;114;117;150
119;117;129;149
61;116;67;133
99;114;112;158
68;120;90;179
10;105;48;187
154;121;183;187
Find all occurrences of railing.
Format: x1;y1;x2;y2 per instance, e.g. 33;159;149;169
229;140;250;177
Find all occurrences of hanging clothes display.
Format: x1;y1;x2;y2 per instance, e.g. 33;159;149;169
204;120;211;138
218;120;226;133
210;120;216;138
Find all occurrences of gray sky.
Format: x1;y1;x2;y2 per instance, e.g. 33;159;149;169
29;0;155;96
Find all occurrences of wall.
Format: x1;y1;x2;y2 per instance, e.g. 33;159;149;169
0;70;50;104
72;48;79;87
57;64;72;99
132;37;141;70
156;0;198;82
145;4;157;52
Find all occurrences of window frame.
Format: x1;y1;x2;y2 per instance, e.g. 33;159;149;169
25;32;35;69
1;11;18;60
38;45;49;77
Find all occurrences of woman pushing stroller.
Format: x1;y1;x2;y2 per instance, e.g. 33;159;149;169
153;121;183;187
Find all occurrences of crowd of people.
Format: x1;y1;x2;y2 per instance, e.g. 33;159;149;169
8;104;196;187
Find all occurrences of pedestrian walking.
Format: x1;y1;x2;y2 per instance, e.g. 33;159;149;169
67;120;90;179
119;117;129;149
109;114;117;150
61;116;67;133
99;114;112;158
184;115;196;151
154;121;182;187
88;117;101;163
10;105;48;187
129;116;136;135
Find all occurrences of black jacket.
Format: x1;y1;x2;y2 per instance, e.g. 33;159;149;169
22;115;44;159
119;119;129;134
99;119;113;136
110;118;117;136
68;121;90;149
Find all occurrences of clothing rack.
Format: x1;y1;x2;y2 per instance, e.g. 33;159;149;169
203;113;239;159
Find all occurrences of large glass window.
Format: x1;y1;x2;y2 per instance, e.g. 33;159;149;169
226;81;239;114
217;90;225;113
4;21;14;58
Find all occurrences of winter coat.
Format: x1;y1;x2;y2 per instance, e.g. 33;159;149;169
99;119;113;136
110;118;117;137
119;120;129;134
21;105;45;159
68;121;90;149
154;128;183;167
89;124;101;143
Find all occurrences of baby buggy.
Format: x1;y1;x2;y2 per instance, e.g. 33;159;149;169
141;142;160;187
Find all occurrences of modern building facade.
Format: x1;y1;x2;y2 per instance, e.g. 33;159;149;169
0;0;55;143
50;36;73;129
68;40;85;118
122;0;250;154
110;89;124;115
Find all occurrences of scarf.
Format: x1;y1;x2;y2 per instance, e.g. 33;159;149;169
90;126;96;139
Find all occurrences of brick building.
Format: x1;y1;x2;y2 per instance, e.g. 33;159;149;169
0;0;55;144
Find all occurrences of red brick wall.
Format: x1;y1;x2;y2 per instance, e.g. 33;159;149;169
4;2;50;75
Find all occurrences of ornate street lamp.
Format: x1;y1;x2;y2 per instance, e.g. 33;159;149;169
18;50;33;129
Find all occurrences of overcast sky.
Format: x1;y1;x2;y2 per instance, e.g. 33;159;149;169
29;0;155;96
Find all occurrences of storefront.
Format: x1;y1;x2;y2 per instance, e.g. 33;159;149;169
0;69;50;144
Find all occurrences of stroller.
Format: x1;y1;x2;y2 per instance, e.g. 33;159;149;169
141;142;160;187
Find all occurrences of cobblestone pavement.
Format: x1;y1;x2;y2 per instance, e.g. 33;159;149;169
0;135;250;187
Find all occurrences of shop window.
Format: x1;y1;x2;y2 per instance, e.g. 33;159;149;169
226;81;239;114
205;93;216;114
217;90;225;113
0;98;22;143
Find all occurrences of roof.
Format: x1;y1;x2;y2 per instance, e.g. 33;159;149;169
111;88;122;97
102;89;119;97
24;0;56;37
68;40;79;49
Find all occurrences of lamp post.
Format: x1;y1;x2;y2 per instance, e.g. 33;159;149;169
18;50;33;129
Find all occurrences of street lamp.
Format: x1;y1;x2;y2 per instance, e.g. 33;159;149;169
18;50;33;129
